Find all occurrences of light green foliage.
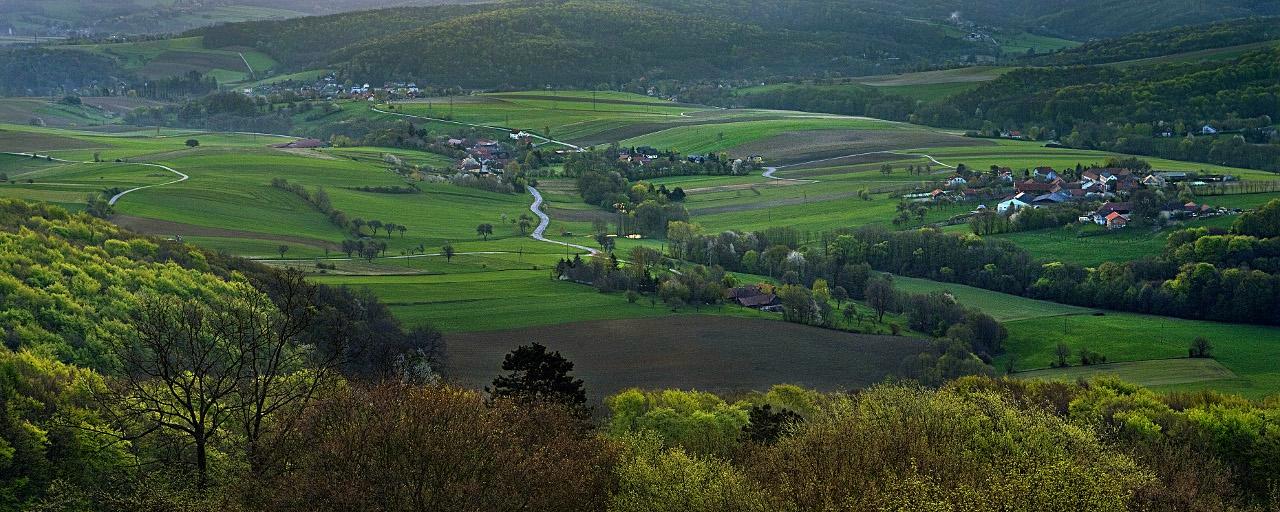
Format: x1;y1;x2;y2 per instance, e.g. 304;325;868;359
0;350;128;509
1066;378;1280;487
756;384;1153;511
0;200;247;371
608;432;773;512
606;385;825;458
606;389;749;458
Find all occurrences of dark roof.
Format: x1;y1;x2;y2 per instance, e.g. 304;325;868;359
728;285;762;299
1096;202;1132;214
736;294;778;308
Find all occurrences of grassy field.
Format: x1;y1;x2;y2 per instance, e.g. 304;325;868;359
58;36;276;83
1015;358;1237;387
987;215;1239;267
443;316;929;403
5;99;1279;398
888;275;1280;398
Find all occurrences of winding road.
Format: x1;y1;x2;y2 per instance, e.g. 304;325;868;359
371;104;605;256
2;152;188;206
528;186;600;255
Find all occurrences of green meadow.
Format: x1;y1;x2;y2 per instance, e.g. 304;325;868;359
3;95;1279;396
890;275;1280;398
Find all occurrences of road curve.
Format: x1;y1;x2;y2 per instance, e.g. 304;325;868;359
528;186;599;255
2;152;188;206
108;162;188;205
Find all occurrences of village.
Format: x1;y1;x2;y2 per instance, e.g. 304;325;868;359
910;164;1242;230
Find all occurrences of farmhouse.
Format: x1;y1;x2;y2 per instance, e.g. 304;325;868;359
728;285;779;309
1091;202;1132;225
1105;211;1129;229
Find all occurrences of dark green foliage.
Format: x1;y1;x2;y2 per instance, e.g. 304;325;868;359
741;404;803;444
1030;16;1280;66
487;342;588;408
200;0;983;87
1232;199;1280;238
1189;336;1214;358
0;48;126;96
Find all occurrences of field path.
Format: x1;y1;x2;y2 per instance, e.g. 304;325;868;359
1;152;188;206
107;162;188;205
238;52;254;76
528;186;599;255
762;148;955;183
373;105;584;150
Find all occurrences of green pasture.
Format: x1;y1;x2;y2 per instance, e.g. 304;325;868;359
888;275;1280;398
618;117;911;156
310;269;768;333
988;216;1238;267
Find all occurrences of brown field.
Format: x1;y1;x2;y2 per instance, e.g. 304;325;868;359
731;129;992;166
80;96;171;114
0;129;104;152
444;316;928;403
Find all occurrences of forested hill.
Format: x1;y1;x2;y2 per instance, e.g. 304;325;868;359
841;0;1280;39
198;0;977;86
1026;16;1280;66
332;1;972;86
196;4;501;70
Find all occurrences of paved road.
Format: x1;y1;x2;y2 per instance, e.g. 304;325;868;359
528;186;599;255
2;152;188;206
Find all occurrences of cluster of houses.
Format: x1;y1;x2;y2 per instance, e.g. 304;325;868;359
965;166;1237;229
245;74;425;101
452;138;513;175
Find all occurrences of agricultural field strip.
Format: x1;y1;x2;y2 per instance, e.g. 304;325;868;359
763;149;957;182
1;151;188;205
372;106;584;150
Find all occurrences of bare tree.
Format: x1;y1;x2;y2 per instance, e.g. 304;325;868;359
113;275;339;488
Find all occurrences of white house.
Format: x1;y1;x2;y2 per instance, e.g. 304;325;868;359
1201;125;1218;135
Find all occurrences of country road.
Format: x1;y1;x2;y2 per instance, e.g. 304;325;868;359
528;186;599;255
2;152;189;206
